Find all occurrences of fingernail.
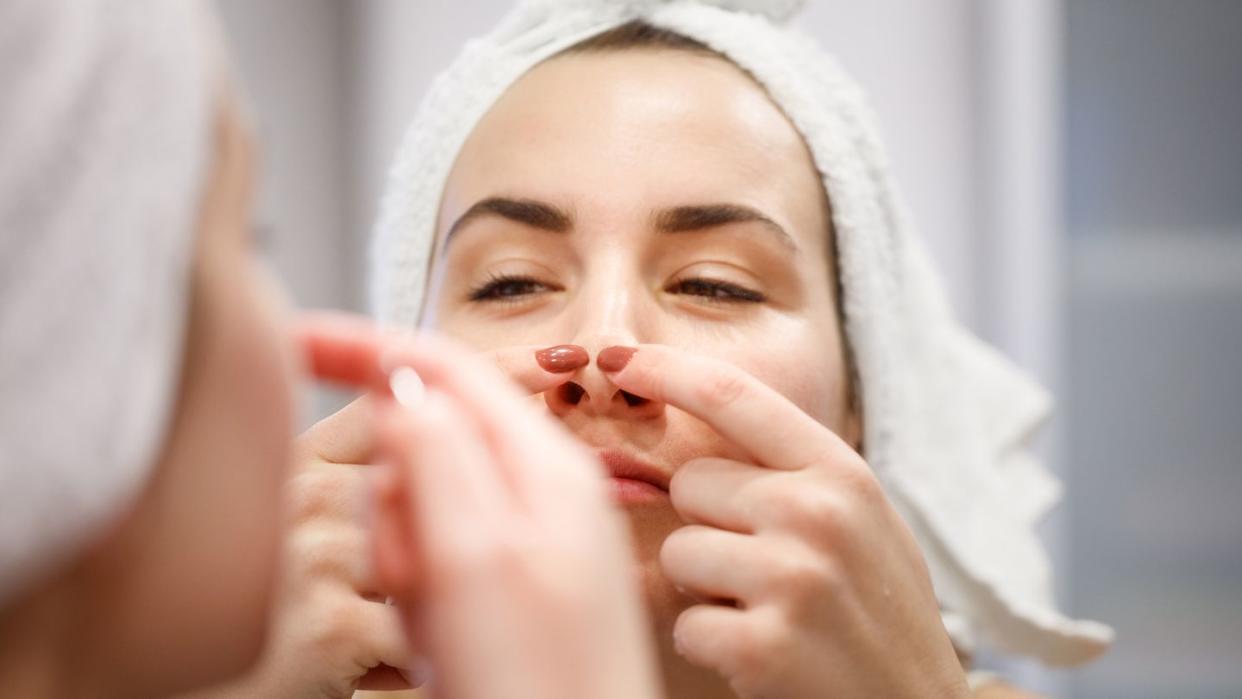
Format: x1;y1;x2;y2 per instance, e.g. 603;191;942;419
389;366;425;408
597;346;637;373
535;344;589;373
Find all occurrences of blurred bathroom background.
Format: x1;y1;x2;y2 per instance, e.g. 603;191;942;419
216;1;1242;697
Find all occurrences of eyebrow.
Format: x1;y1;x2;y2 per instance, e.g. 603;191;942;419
443;196;797;253
445;197;572;245
653;203;798;252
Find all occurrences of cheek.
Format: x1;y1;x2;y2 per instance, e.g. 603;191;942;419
683;321;845;426
228;261;296;514
205;260;296;600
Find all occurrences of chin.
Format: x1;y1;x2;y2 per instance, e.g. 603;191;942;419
621;498;687;613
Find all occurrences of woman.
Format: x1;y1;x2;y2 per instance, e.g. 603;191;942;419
0;2;656;697
249;1;1112;697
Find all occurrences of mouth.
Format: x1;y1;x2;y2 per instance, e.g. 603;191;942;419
596;448;670;505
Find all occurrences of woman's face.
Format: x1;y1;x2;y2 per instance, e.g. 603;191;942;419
427;47;858;670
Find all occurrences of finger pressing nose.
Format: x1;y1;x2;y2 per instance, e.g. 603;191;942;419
541;344;660;419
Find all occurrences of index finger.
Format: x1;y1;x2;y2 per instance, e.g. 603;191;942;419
601;345;850;471
296;312;575;395
296;313;600;502
295;312;390;390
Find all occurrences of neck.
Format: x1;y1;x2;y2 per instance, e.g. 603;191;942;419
0;570;107;698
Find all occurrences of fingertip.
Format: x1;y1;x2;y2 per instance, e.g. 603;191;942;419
597;345;638;373
371;462;415;597
535;344;590;374
295;312;387;388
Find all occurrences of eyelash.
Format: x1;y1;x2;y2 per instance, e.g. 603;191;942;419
467;273;554;302
666;278;766;303
467;273;765;304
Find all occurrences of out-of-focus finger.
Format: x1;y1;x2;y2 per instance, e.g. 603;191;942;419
301;317;601;508
372;461;418;607
380;333;602;508
294;312;390;391
375;391;508;556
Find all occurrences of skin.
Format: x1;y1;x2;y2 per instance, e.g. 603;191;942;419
215;47;1040;699
417;49;1034;698
0;92;298;697
424;48;930;697
426;52;855;695
0;72;658;699
289;318;663;699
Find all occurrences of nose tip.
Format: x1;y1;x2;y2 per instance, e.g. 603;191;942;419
543;346;662;420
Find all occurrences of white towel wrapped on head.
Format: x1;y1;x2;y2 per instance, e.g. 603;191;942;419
371;0;1114;665
0;0;215;605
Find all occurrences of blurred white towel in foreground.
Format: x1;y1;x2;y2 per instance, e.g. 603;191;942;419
0;0;214;605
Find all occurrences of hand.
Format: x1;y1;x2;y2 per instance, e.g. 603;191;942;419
185;314;585;699
310;321;662;699
602;345;970;699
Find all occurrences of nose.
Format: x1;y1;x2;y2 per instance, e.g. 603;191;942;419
544;353;663;420
543;283;664;421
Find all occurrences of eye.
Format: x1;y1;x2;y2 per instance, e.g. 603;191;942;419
667;277;766;303
467;273;556;302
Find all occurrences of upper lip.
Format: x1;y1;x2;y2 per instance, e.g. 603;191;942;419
596;448;671;491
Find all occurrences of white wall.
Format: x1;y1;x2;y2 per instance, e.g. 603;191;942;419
799;0;984;327
217;0;352;309
1063;2;1242;697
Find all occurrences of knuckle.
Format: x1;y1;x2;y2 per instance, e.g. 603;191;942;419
768;548;837;599
837;455;883;502
304;589;359;651
285;469;352;522
782;484;853;537
287;526;360;583
751;478;849;538
695;369;752;411
728;615;787;686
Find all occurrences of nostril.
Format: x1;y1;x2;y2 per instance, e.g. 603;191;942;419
558;381;586;406
620;390;648;408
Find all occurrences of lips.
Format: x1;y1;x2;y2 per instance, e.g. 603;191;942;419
596;448;670;504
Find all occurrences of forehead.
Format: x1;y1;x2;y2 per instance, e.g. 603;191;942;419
441;49;828;244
